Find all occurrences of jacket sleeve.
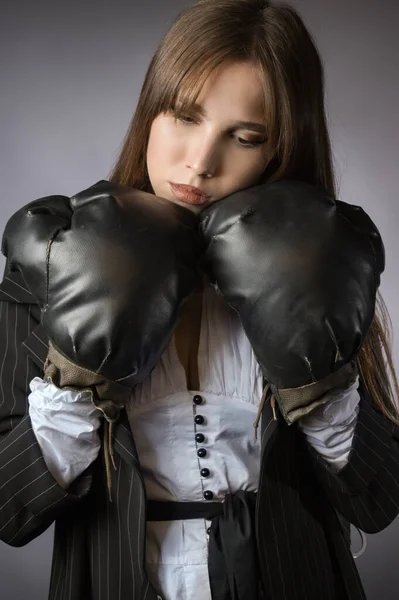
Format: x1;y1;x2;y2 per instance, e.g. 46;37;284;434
0;274;93;547
302;374;399;534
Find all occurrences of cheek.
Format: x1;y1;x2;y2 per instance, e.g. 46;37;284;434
247;148;271;180
147;120;179;165
147;123;183;189
146;119;182;195
233;155;267;188
147;127;164;170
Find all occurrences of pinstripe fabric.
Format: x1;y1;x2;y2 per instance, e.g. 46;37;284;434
1;267;399;599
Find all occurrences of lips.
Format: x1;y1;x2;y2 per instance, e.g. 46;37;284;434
170;183;210;206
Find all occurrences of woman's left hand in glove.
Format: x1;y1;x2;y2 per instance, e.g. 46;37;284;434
199;179;385;425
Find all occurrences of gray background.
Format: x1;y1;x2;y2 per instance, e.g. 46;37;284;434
0;1;398;598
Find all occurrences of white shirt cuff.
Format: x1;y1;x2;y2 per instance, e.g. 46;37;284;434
28;376;102;489
297;375;361;473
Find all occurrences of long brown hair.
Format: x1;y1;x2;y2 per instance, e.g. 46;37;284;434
109;0;399;424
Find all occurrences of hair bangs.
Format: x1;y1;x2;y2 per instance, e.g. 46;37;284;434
157;52;237;117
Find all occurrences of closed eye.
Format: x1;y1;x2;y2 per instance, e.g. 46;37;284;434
174;114;266;149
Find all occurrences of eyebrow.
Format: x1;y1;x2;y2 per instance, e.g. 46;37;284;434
183;101;267;135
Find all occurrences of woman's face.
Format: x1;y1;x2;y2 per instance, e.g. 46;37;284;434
146;60;271;213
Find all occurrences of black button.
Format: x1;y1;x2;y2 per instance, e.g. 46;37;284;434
197;448;207;458
206;527;211;535
200;468;210;477
194;415;205;425
204;490;214;500
193;395;203;405
195;433;205;443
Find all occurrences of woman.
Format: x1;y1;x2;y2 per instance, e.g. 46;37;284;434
1;1;398;599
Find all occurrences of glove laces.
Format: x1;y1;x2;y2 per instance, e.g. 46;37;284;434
253;382;278;441
103;418;118;502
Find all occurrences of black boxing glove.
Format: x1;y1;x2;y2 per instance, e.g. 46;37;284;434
199;179;384;427
2;180;202;423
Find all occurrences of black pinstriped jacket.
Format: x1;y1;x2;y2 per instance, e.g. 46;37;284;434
1;267;399;600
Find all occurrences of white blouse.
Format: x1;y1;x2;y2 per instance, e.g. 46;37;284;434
28;281;360;600
125;282;264;598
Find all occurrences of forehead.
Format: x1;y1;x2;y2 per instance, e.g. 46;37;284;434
177;60;265;118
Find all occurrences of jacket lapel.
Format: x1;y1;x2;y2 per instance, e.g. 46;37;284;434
22;322;49;370
0;268;48;369
0;269;37;304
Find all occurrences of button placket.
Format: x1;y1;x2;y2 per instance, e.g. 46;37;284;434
193;394;214;501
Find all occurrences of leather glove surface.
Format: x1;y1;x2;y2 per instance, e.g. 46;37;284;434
2;180;203;421
199;179;385;425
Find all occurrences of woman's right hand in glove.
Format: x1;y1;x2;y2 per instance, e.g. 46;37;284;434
1;180;203;420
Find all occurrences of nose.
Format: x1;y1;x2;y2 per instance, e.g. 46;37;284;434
186;138;218;178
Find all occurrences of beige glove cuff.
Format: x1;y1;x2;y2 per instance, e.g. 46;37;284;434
273;360;359;425
43;341;132;422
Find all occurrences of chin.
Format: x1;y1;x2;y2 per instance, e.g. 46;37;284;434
163;194;202;213
176;200;203;213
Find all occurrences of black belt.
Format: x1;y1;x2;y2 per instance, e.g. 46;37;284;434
147;491;264;600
